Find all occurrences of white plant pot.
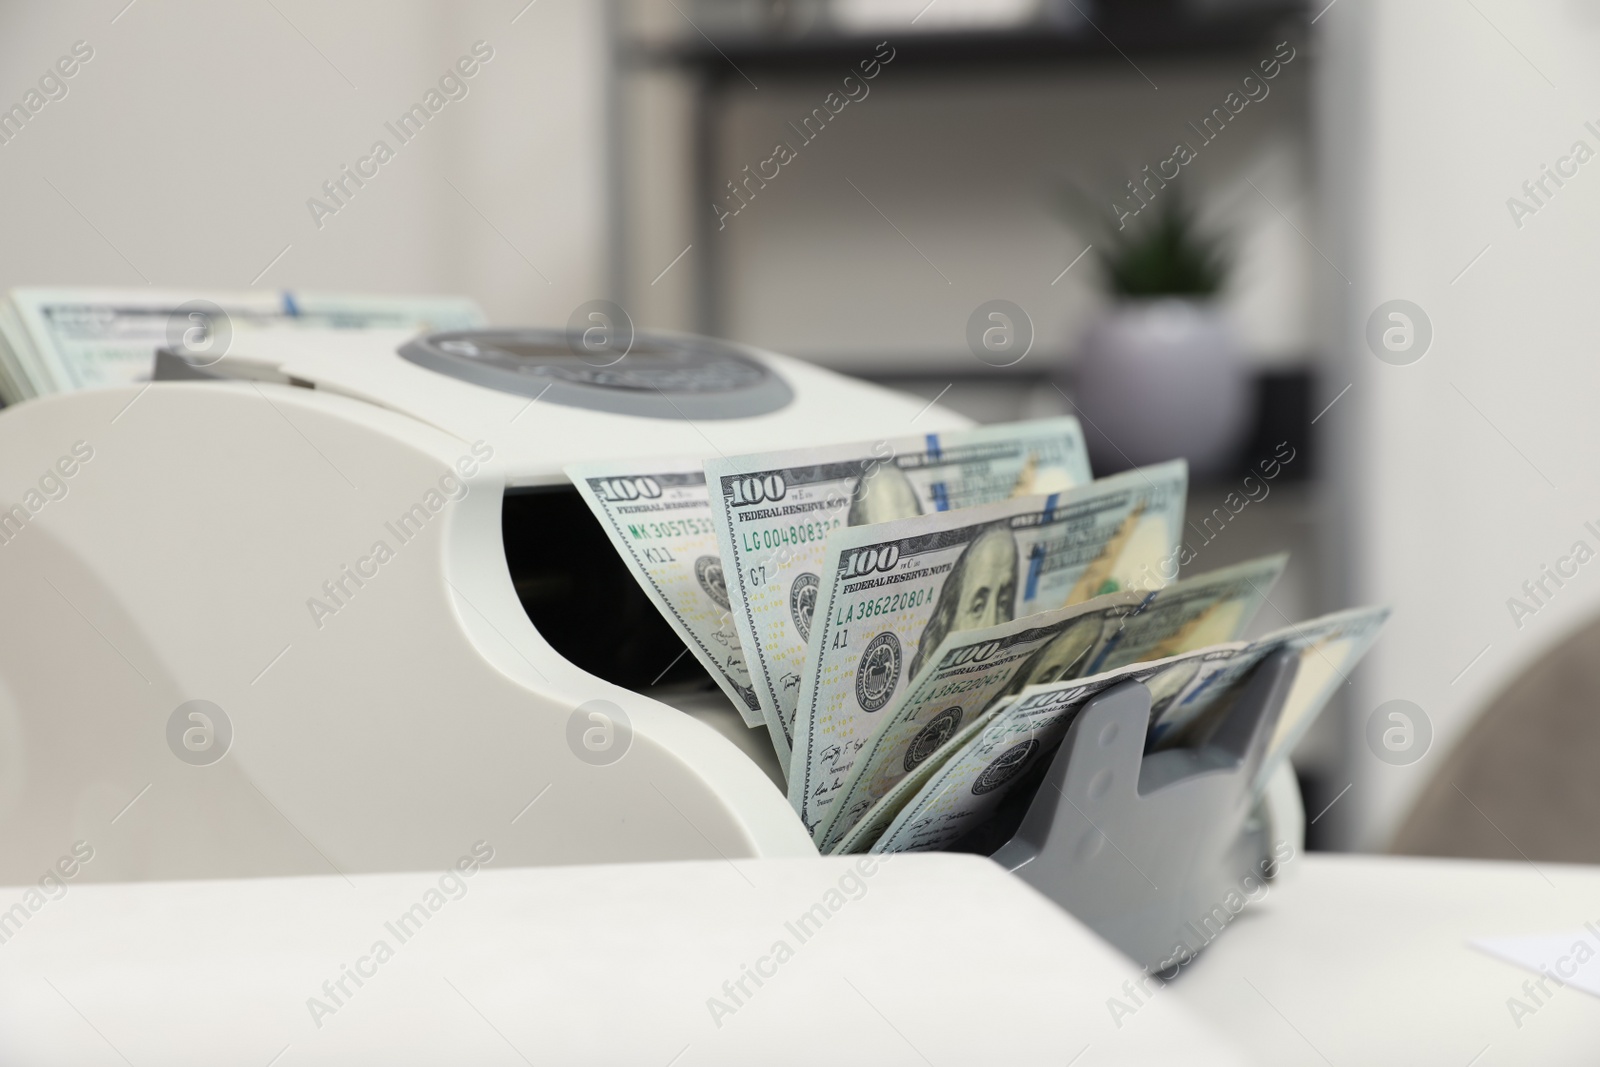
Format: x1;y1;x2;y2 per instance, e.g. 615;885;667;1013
1070;298;1248;480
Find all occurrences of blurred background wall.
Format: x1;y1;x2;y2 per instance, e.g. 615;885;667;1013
0;0;609;321
1321;0;1600;850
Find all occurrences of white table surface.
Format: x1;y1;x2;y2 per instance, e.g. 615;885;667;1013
4;849;1593;1065
0;852;1243;1066
1172;852;1600;1065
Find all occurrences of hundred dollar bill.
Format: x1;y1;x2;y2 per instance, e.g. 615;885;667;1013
706;418;1091;756
788;460;1188;835
567;459;765;730
1149;605;1389;761
868;648;1244;854
1074;552;1286;677
829;697;1015;855
1250;605;1388;791
865;603;1386;854
815;555;1285;849
1154;606;1390;792
815;594;1138;850
0;287;485;396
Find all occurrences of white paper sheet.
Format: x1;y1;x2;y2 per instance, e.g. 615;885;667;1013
1471;925;1600;998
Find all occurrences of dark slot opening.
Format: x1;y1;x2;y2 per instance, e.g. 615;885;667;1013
501;485;711;692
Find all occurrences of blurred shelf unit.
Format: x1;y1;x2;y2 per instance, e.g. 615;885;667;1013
853;365;1315;480
627;2;1308;79
616;0;1308;334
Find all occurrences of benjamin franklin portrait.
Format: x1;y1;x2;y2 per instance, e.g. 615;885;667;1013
848;463;922;527
908;524;1018;679
1000;614;1103;699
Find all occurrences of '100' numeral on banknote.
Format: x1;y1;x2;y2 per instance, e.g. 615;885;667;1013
707;418;1092;765
789;461;1188;836
567;458;766;730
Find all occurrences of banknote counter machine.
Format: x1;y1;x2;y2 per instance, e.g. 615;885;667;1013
0;327;1303;973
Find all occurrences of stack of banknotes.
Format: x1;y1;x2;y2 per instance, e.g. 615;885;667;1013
0;287;485;403
569;417;1387;854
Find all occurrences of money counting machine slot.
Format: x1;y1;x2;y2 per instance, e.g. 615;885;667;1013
502;484;790;786
503;484;712;692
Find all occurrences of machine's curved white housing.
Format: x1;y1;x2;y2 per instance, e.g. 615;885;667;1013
0;331;969;883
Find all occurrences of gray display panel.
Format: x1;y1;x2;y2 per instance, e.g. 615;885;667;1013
398;329;793;420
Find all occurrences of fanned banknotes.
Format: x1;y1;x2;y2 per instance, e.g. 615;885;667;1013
1249;605;1389;790
829;697;1016;855
862;604;1387;854
788;460;1188;836
706;418;1092;763
1157;605;1390;792
558;409;1383;860
815;555;1285;850
0;287;484;402
567;458;764;729
866;649;1238;854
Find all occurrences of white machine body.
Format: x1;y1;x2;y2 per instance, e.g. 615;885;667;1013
0;329;970;883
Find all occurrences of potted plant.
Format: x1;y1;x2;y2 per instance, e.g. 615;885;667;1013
1067;198;1247;479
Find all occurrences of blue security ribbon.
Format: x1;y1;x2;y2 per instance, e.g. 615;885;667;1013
1024;543;1045;601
